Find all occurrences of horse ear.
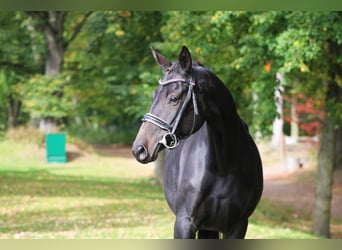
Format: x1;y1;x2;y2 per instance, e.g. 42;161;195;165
151;47;172;71
179;45;192;73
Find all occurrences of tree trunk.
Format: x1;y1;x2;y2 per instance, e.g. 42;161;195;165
43;13;65;76
290;93;299;143
7;95;21;128
312;38;342;238
312;115;336;238
312;39;342;236
42;12;66;132
334;127;342;169
271;83;285;161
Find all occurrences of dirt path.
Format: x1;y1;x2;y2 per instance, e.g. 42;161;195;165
263;166;342;219
260;140;342;220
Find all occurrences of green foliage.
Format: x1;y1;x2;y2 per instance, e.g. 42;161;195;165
1;11;341;142
0;12;43;72
67;125;138;145
0;12;43;129
326;98;342;129
208;11;342;135
62;11;164;130
0;69;17;129
250;76;278;135
21;74;72;120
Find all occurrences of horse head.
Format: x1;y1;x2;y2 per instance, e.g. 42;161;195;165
132;46;205;164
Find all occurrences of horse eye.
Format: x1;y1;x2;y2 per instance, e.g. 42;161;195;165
168;95;179;105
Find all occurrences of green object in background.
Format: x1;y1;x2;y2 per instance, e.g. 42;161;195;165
46;133;67;163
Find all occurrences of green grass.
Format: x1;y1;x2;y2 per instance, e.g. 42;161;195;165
0;171;172;238
0;140;321;239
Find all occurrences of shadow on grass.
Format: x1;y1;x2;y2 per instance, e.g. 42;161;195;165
0;170;163;200
67;151;83;162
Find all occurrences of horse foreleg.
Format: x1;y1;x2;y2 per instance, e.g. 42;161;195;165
173;215;197;239
223;218;248;239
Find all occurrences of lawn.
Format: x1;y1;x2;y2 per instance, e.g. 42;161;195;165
0;139;319;239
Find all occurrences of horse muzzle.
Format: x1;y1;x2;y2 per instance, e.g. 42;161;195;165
132;144;148;163
132;140;161;164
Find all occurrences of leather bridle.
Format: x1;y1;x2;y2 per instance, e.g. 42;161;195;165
142;76;199;149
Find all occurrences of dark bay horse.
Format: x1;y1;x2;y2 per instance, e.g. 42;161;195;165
132;46;263;239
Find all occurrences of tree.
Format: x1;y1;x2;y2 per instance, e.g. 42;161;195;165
24;11;92;132
62;11;164;131
226;11;342;238
312;33;342;237
0;12;41;129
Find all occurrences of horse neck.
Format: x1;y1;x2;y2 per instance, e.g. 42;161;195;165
203;80;245;174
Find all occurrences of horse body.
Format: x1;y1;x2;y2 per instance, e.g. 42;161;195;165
163;68;263;238
132;46;263;239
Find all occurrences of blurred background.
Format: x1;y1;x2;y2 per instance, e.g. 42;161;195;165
0;11;341;239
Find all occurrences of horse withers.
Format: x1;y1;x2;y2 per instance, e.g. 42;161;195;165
132;46;263;239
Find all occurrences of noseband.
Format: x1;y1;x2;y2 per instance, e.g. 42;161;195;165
142;76;199;149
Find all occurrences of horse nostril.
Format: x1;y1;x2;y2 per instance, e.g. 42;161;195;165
133;145;149;163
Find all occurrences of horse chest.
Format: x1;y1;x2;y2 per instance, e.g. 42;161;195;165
163;129;237;218
163;154;206;214
164;157;240;227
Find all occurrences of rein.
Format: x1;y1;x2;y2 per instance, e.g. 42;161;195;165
142;76;199;149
